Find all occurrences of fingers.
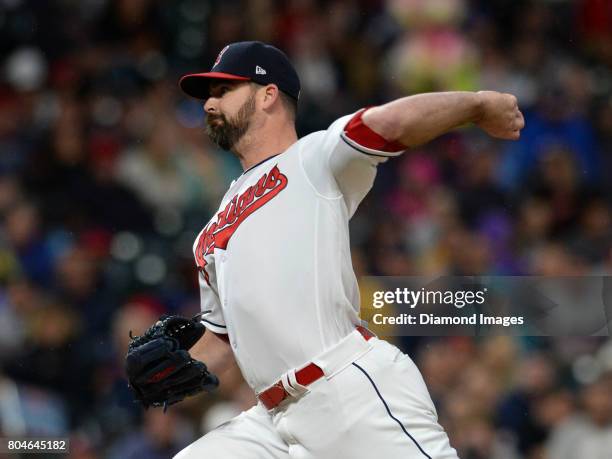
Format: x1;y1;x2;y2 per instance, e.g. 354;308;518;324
506;94;523;139
476;91;524;140
505;93;518;107
516;109;525;129
496;130;520;141
509;110;524;132
510;109;524;139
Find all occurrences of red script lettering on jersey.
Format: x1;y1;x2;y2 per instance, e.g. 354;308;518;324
195;165;288;284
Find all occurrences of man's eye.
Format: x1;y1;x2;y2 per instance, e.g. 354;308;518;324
209;85;232;98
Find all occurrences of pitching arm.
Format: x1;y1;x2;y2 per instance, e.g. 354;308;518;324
362;91;525;147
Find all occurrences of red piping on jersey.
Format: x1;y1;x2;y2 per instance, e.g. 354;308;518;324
343;108;406;153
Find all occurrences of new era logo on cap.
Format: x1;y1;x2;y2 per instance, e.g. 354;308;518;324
179;41;301;100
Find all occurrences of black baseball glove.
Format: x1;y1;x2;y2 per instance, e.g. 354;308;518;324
125;314;219;410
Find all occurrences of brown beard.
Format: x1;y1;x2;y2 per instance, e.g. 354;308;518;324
205;93;256;151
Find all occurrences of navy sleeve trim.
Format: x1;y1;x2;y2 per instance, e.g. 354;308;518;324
352;362;432;459
202;318;227;329
340;135;394;158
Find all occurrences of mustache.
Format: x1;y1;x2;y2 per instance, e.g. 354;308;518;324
206;113;226;127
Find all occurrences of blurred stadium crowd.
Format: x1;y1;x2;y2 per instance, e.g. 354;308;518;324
0;0;611;458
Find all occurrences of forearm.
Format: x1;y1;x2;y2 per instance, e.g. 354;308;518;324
190;329;234;375
362;91;483;147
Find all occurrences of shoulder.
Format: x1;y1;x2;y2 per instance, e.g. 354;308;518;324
295;130;325;148
295;113;358;148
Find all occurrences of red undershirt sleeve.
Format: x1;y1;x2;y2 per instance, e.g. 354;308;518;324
341;108;407;156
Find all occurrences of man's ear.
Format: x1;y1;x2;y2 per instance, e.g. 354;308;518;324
260;84;280;110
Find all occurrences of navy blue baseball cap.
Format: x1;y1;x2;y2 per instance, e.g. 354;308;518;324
180;41;301;100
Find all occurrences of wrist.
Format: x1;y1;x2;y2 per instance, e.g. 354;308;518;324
473;91;486;124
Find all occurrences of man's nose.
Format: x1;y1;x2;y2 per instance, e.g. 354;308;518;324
204;97;218;113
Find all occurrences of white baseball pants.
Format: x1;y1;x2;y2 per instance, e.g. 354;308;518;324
174;332;459;459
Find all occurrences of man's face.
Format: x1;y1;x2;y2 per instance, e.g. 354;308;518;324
204;81;256;151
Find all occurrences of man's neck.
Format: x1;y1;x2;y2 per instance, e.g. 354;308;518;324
233;122;298;171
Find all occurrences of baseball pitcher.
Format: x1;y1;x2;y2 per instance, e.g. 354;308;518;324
125;41;524;458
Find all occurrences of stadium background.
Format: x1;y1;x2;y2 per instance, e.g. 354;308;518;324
0;0;611;457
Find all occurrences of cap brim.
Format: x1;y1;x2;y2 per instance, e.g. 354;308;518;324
179;72;251;99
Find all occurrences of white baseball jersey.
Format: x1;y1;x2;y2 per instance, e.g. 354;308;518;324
180;109;460;459
192;109;403;392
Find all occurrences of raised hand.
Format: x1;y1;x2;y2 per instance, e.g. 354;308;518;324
475;91;525;140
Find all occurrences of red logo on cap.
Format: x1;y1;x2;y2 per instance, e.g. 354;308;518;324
214;45;230;67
